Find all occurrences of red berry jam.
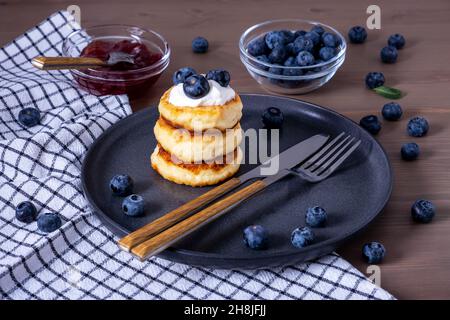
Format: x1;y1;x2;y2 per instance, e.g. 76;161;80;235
73;39;164;96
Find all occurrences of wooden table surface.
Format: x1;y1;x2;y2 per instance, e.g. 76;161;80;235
2;0;449;299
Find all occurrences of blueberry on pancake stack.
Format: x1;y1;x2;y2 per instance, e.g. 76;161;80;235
151;68;243;187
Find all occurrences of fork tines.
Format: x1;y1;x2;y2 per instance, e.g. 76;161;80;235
299;132;361;179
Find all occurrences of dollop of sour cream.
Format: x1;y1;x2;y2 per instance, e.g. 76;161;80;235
168;79;235;107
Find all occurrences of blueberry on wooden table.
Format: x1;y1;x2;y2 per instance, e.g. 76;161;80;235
411;200;435;223
380;46;398;63
110;174;134;197
37;212;62;233
388;34;406;49
192;36;209;53
382;102;403;121
407;117;429;137
173;67;197;85
401;143;420;161
243;225;268;250
15;201;37;223
365;72;385;89
362;242;386;264
291;227;315;248
348;26;367;44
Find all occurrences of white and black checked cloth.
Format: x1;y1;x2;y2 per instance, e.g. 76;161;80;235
0;11;394;300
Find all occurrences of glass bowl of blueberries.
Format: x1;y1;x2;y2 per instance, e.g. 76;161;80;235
239;19;346;94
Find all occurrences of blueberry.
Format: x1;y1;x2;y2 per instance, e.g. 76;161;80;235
311;25;325;36
296;51;315;66
18;108;40;127
268;45;288;64
322;32;338;47
248;36;269;56
362;242;385;264
110;174;133;196
262;107;284;129
255;55;270;70
388;34;406;49
268;66;283;75
172;67;197;85
243;225;268;250
319;47;336;61
360;115;381;135
382;102;403;121
306;206;327;228
380;46;398;63
304;31;321;46
191;36;208;53
348;26;367;44
285;42;295;56
411;199;435;223
122;194;145;217
15;201;37;223
37;212;62;233
401;142;420;161
291;227;315;248
365;72;385;89
280;30;296;43
265;31;289;49
407;117;429;137
292;37;314;54
183;74;210;99
283;57;302;76
294;30;307;38
206;69;231;87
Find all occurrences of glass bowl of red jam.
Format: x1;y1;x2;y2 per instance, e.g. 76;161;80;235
62;25;170;96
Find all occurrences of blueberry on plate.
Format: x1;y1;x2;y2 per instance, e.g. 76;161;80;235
110;174;133;196
382;102;403;121
265;31;289;49
37;212;62;233
291;227;315;248
401;142;420;161
304;31;321;46
191;36;209;53
319;47;336;61
365;72;385;89
262;107;284;129
247;36;269;56
292;37;314;54
122;194;145;217
294;30;307;38
183;74;210;99
206;69;231;87
322;32;338;48
380;46;398;63
360;115;381;135
243;225;268;250
306;206;327;228
348;26;367;44
172;67;197;85
311;25;325;36
296;51;315;66
362;241;385;264
15;201;37;223
268;45;288;64
388;34;406;49
18;108;40;127
407;117;429;137
411;199;435;223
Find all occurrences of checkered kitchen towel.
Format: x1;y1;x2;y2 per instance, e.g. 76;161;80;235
0;11;394;300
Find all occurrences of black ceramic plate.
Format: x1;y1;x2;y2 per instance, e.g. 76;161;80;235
82;94;392;269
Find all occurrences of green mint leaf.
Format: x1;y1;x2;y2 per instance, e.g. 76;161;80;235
373;86;404;99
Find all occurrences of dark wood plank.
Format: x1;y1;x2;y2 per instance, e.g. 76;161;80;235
1;0;449;299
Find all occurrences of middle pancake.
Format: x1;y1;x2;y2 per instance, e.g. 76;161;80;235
154;117;243;163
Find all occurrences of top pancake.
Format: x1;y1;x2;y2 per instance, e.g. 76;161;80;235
158;87;243;131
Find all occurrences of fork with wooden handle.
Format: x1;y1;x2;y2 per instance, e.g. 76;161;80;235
118;134;329;252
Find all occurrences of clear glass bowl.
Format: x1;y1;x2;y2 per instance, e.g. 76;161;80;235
239;19;346;94
62;25;170;96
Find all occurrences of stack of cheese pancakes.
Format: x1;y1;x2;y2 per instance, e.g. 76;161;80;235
151;68;243;187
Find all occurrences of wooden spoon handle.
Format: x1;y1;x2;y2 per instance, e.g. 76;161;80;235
31;56;105;70
131;180;267;261
118;177;242;252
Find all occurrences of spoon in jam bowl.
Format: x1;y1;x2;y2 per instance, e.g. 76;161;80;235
31;52;135;70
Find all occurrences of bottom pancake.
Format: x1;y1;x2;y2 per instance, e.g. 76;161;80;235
151;145;242;187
